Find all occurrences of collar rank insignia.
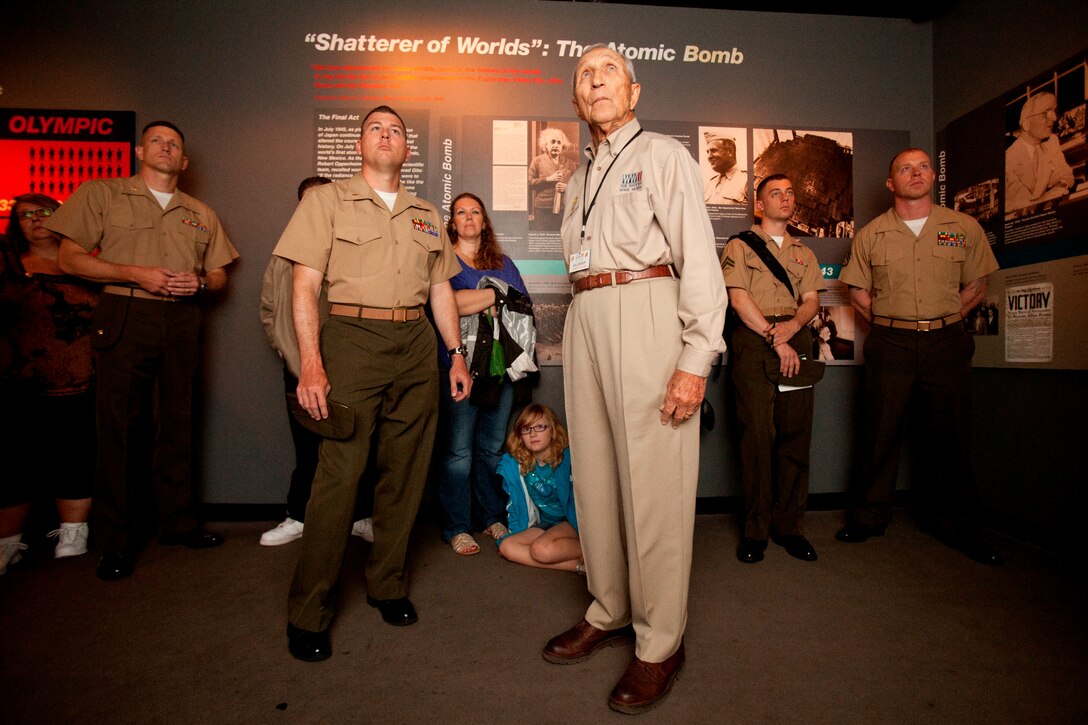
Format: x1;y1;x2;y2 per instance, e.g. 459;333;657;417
937;231;966;247
412;218;439;236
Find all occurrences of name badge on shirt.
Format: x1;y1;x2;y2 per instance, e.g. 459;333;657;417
569;249;590;273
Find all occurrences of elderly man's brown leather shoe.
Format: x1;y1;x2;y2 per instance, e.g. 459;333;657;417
542;619;634;664
608;641;685;714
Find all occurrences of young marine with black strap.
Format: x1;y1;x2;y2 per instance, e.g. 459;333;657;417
720;173;825;564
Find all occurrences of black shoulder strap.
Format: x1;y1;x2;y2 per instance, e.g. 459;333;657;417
730;230;795;300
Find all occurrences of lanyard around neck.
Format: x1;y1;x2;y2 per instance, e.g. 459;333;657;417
580;127;644;245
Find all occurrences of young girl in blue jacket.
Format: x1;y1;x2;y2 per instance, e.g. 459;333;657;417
495;404;583;573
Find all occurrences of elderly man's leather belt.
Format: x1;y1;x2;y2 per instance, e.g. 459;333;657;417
104;284;186;302
572;265;675;295
872;312;963;331
329;303;424;322
761;307;796;318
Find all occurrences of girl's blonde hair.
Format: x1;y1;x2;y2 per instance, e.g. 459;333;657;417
506;403;569;475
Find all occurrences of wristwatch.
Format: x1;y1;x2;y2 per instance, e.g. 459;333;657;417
198;276;208;293
448;345;468;357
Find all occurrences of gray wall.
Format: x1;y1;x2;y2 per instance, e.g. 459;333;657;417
932;0;1088;546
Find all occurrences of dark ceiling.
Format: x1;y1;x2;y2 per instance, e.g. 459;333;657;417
554;1;945;24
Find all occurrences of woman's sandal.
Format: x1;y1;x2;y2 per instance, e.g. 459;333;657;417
484;522;510;541
450;532;480;556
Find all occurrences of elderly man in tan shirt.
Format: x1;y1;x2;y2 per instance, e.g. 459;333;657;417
541;45;727;715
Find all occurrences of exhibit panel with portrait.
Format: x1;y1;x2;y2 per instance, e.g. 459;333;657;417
939;46;1088;370
1003;53;1087;225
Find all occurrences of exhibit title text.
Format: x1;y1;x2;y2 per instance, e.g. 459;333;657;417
303;34;744;65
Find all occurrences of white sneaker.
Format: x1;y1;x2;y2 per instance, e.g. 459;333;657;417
260;517;304;546
0;535;28;575
49;522;89;558
351;517;374;542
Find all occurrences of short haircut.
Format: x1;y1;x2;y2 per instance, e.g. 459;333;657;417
360;105;406;134
297;176;332;201
887;147;930;177
141;120;185;144
756;173;790;199
570;43;638;89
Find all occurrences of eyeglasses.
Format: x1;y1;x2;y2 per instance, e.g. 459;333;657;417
519;423;551;435
18;208;54;220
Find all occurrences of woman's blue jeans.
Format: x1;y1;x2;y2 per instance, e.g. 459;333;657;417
437;381;514;541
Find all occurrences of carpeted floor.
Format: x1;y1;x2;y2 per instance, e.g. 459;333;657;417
1;509;1085;724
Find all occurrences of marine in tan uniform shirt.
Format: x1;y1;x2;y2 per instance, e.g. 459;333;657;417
541;45;727;715
720;174;824;565
272;106;469;662
50;121;238;581
837;147;1002;565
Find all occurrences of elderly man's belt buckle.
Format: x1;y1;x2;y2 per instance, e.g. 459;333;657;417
573;265;675;295
917;320;933;332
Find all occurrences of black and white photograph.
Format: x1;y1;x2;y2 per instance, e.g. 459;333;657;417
1004;55;1087;220
699;125;749;206
954;178;1000;225
753;129;854;238
807;304;856;362
967;298;1000;336
529;291;572;365
527;121;580;232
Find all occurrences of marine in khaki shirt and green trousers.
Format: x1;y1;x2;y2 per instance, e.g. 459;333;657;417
50;121;239;581
273;106;471;662
837;148;1002;566
720;174;825;565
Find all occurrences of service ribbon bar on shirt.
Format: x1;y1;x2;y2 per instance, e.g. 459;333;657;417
936;231;966;247
412;218;439;236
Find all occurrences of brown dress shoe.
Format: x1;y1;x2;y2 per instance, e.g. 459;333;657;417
542;619;634;664
608;641;686;714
